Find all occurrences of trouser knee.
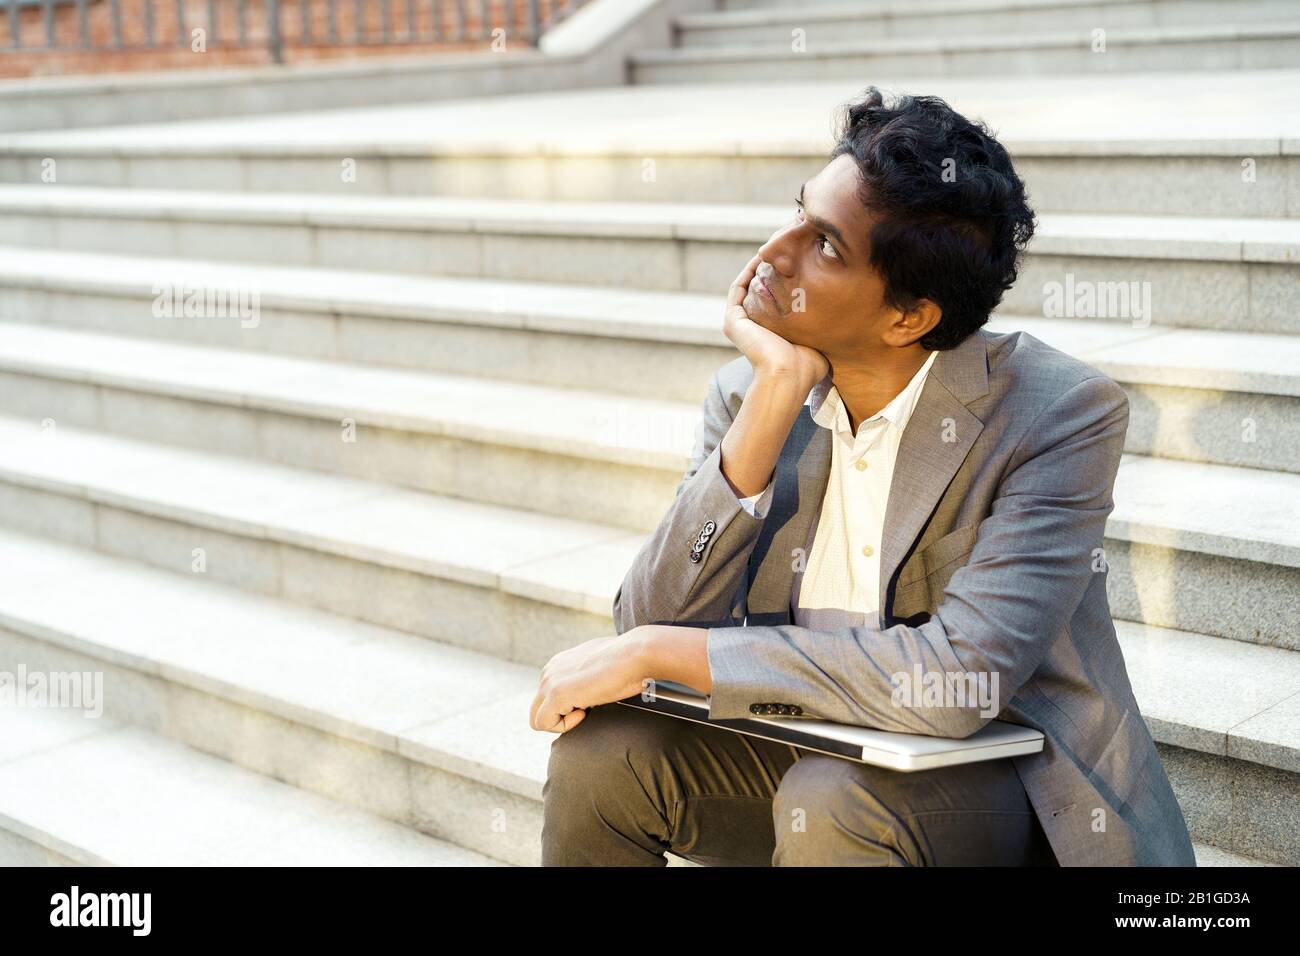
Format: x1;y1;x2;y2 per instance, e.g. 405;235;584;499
542;704;671;829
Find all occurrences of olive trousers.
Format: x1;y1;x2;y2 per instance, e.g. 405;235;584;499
542;699;1058;867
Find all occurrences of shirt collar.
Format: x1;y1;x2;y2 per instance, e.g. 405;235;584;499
806;349;939;437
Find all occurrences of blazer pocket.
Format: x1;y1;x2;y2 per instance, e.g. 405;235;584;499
896;523;979;590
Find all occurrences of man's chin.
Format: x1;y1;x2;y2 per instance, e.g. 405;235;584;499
746;294;781;323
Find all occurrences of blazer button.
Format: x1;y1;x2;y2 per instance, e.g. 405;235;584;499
689;550;702;563
750;704;763;715
702;520;716;535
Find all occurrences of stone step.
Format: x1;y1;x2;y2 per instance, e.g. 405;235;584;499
1;252;1298;474
0;72;1294;217
1129;614;1300;867
0;245;732;405
684;0;1300;47
0;410;637;662
0;189;1295;331
0;399;1293;649
1;311;1298;523
1191;843;1280;866
1103;454;1300;648
633;20;1300;83
0;705;504;866
0;321;700;535
985;316;1300;475
0;527;1290;863
0;528;676;866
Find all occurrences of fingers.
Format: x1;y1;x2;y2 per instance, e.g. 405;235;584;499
530;684;561;732
728;252;762;307
531;684;586;734
543;705;586;734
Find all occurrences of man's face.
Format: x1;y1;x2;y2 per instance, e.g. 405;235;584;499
742;153;928;359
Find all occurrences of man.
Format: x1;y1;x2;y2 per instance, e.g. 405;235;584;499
530;86;1196;867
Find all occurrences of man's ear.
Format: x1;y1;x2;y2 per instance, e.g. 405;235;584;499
884;299;942;347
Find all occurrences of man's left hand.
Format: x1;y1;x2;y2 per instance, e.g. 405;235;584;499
529;628;654;734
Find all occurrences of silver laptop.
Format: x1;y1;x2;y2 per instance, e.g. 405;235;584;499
615;679;1044;772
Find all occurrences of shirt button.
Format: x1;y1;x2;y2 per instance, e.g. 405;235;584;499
855;459;868;471
861;545;874;557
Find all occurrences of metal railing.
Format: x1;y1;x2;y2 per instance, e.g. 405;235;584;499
0;0;584;60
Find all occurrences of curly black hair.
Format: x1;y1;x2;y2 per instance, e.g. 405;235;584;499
829;86;1037;350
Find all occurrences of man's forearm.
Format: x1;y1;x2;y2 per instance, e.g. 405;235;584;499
634;624;713;696
718;371;810;498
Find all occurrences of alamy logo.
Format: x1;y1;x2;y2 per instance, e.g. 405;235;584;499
0;665;102;717
890;664;999;719
50;886;151;936
152;280;260;328
1041;272;1152;326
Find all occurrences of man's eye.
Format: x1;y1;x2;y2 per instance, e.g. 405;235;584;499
794;199;837;260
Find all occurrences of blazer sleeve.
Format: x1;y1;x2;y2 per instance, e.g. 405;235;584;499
703;374;1130;736
612;366;771;635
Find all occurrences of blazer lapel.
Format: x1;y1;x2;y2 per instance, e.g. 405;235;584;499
878;330;991;615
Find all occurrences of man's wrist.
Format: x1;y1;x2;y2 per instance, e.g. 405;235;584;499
631;624;665;675
754;368;815;404
632;624;713;695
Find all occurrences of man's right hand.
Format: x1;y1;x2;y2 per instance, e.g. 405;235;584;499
715;254;830;500
723;251;830;394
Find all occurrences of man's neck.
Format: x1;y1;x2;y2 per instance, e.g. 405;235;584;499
830;346;933;436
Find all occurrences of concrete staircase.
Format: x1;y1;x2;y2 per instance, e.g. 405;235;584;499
639;0;1300;81
0;0;1295;866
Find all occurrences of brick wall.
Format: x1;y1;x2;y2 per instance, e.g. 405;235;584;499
0;0;586;78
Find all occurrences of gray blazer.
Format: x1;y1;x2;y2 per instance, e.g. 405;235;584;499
613;327;1197;867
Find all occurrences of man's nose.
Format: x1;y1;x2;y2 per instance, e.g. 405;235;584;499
758;221;799;270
